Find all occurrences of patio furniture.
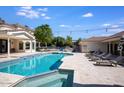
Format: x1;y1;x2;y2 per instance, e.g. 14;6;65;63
100;54;116;60
90;52;107;61
87;51;102;59
95;56;124;67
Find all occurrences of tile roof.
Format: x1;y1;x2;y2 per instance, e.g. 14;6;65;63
83;31;124;42
104;31;124;40
82;36;107;42
0;23;34;35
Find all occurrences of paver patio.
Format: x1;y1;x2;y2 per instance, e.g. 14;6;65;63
60;53;124;87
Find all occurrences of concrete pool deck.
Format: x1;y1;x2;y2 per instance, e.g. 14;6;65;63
60;53;124;87
0;72;24;87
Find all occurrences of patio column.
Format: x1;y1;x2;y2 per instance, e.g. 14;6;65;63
7;36;10;58
112;43;115;54
38;42;40;48
109;42;111;54
23;41;26;52
30;40;32;53
34;41;36;52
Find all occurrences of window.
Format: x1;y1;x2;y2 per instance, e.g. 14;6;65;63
25;42;30;49
19;42;23;50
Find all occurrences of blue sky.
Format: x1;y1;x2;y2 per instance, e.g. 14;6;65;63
0;6;124;40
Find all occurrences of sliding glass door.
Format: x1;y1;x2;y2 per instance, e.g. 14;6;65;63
0;39;7;53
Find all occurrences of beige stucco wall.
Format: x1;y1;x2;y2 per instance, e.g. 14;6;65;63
13;39;24;52
13;40;36;53
81;42;107;53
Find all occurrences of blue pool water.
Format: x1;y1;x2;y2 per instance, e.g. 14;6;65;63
0;54;64;76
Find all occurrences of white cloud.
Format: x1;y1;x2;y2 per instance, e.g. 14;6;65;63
16;7;51;20
108;28;124;32
41;13;46;17
38;8;48;12
75;25;82;27
44;16;51;20
102;24;120;28
16;6;39;19
102;23;111;27
100;33;112;36
82;12;93;18
59;25;71;28
16;12;26;16
21;6;32;10
111;25;119;28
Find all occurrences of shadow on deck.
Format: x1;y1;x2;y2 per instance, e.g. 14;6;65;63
73;83;124;87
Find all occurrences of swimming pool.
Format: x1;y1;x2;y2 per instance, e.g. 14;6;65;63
0;53;64;76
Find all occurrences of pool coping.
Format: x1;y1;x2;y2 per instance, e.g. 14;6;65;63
9;70;58;87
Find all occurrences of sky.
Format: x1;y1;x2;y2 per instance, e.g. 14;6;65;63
0;6;124;40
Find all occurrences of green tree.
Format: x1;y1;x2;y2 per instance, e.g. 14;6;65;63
65;36;73;47
76;38;82;45
53;36;65;47
34;24;53;48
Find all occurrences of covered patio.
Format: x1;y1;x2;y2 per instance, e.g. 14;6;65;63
102;33;124;56
0;30;36;58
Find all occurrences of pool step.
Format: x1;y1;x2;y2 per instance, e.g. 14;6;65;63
52;82;63;87
38;78;65;87
30;74;68;87
15;72;68;87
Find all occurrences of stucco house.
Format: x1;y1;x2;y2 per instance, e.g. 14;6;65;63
102;31;124;56
0;20;36;57
81;31;124;56
81;36;107;53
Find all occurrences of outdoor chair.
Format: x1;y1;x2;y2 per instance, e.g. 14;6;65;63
100;54;115;60
95;54;117;64
88;51;102;59
90;52;107;61
95;56;124;67
85;51;96;57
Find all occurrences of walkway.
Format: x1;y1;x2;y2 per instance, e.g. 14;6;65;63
60;53;124;87
0;72;24;87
